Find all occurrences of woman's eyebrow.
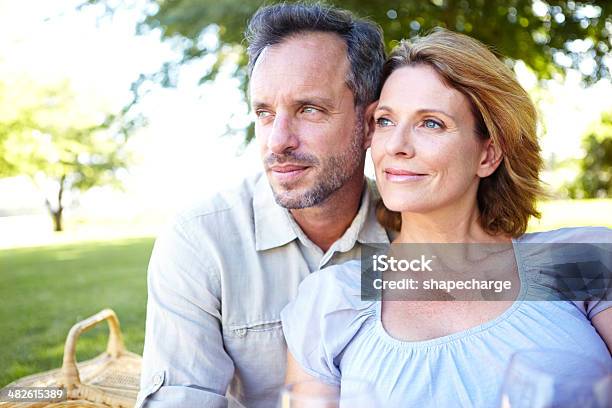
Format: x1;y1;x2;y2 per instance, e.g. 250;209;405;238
375;106;456;121
376;105;393;113
414;108;456;121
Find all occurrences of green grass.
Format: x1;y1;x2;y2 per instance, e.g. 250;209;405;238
0;238;154;387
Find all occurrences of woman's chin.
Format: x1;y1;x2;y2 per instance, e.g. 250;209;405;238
392;207;433;215
382;195;434;214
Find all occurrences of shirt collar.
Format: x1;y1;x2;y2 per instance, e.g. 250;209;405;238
333;179;390;254
356;178;391;245
253;175;298;251
253;175;390;252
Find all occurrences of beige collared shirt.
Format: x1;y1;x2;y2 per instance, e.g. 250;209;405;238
136;172;389;408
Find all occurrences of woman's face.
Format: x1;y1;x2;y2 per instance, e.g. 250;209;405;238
371;64;495;215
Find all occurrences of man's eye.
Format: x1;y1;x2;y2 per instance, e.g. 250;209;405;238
376;117;394;127
256;110;272;119
423;119;443;129
302;106;319;114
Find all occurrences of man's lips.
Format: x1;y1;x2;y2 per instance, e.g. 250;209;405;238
268;164;311;182
269;164;310;173
384;167;428;182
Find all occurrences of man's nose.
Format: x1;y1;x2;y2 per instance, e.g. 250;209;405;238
267;112;298;154
385;125;416;158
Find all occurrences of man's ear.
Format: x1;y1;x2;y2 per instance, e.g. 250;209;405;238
362;100;379;149
477;138;503;178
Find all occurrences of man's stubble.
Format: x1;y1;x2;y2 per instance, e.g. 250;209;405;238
267;110;366;209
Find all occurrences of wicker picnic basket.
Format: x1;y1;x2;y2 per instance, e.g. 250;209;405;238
0;309;142;408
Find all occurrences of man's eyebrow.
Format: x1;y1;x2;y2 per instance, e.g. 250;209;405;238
294;97;336;109
251;97;337;110
251;101;270;110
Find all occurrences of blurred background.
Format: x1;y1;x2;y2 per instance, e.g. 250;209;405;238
0;0;611;387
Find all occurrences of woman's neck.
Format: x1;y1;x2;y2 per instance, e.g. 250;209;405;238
395;199;510;244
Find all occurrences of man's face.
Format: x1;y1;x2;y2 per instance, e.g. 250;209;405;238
249;32;366;209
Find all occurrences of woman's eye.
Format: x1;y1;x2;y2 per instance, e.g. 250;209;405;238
423;119;442;129
376;117;394;127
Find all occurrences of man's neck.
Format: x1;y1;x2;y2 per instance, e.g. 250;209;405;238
290;174;365;252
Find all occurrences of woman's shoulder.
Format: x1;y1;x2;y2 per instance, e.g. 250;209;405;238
293;260;371;313
516;226;612;265
281;260;376;385
302;259;361;286
517;227;612;320
518;226;612;244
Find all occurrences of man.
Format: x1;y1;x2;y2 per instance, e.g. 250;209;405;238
136;3;387;407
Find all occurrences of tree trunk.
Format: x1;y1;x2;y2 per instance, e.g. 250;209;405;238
45;175;66;232
52;208;63;232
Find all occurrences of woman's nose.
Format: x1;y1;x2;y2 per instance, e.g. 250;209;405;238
385;125;415;158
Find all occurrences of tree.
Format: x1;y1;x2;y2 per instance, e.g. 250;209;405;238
568;110;612;198
0;81;132;231
81;0;612;141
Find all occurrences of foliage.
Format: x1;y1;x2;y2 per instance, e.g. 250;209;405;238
80;0;612;141
0;79;133;231
568;110;612;198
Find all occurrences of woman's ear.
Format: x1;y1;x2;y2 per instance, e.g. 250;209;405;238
363;100;379;149
477;138;503;178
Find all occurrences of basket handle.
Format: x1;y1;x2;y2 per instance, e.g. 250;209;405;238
60;308;126;388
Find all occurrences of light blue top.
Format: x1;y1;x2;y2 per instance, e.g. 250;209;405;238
281;227;612;407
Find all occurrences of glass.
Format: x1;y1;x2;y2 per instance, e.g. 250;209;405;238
499;349;612;408
278;379;381;408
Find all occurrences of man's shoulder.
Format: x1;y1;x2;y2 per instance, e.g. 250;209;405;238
365;176;380;201
175;173;266;225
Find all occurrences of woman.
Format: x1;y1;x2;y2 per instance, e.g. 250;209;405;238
280;28;612;407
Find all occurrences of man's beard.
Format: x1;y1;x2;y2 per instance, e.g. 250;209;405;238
265;114;365;209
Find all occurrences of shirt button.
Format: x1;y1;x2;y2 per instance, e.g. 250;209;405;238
153;374;162;385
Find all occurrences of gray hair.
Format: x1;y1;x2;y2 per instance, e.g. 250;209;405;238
245;2;385;107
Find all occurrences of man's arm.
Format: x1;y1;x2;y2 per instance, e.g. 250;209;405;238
136;219;234;408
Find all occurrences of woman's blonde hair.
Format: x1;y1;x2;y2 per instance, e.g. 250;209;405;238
376;28;545;237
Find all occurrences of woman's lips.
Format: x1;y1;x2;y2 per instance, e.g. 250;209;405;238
384;167;428;182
